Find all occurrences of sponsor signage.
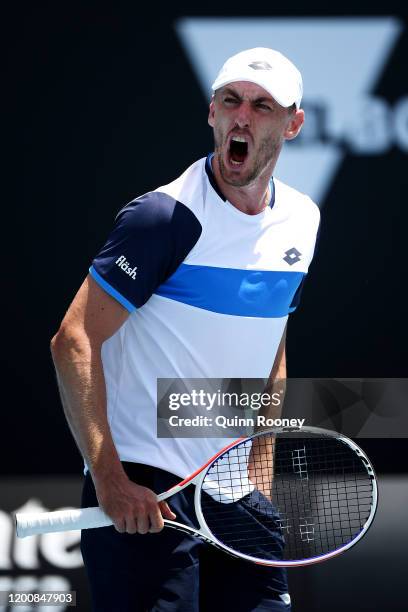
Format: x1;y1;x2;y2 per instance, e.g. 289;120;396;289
0;479;89;612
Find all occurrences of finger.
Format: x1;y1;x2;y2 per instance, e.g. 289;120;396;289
125;515;137;535
136;514;149;535
159;501;176;520
148;504;165;533
113;517;126;533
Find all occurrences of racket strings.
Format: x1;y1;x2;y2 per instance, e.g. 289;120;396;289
200;433;374;562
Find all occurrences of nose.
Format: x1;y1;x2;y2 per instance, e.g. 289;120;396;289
234;100;252;129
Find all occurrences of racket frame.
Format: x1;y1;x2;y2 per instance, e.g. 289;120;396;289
163;426;378;567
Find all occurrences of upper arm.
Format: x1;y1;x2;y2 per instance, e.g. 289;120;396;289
54;192;202;348
54;274;130;348
269;324;287;382
89;192;202;312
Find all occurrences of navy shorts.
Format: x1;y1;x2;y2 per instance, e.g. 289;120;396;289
81;463;291;612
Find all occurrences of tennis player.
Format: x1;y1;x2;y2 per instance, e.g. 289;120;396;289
51;47;320;611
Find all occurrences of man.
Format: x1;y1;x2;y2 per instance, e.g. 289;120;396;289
51;48;320;611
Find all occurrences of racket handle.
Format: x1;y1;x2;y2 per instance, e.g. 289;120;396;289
15;507;112;538
17;485;186;537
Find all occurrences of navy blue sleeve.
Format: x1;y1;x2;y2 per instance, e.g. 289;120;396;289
90;192;202;311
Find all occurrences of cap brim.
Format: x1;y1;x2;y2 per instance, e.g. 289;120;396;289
211;74;299;109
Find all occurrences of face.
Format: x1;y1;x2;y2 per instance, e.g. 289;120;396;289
208;82;304;187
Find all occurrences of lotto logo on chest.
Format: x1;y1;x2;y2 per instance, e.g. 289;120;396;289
283;248;302;266
115;255;137;279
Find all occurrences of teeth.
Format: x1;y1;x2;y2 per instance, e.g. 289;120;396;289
231;136;247;143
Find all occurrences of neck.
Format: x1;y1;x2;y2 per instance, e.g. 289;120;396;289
211;154;275;215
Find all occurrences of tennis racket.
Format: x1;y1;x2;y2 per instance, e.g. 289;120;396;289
15;426;377;567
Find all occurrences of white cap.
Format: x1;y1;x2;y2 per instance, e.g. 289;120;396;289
211;47;303;109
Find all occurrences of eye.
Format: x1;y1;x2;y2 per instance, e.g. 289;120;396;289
256;102;272;111
223;96;239;106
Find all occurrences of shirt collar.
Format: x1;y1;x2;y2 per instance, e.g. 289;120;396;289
205;153;275;209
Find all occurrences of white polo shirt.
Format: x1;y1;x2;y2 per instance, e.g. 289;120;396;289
89;155;320;477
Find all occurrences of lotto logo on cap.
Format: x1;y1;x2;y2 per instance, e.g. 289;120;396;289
212;47;303;109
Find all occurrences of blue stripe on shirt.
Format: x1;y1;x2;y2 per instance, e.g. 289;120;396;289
155;264;304;318
89;266;136;313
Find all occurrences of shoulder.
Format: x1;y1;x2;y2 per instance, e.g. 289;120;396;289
155;157;207;220
116;158;206;230
115;192;180;232
274;177;320;224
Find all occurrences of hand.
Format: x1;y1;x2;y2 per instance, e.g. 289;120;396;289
248;435;275;501
94;472;176;534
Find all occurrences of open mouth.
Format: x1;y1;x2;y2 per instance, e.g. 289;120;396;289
229;136;248;165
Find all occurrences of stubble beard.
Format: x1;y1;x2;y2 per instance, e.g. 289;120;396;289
214;129;282;187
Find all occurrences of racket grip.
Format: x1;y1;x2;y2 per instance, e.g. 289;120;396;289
15;507;112;538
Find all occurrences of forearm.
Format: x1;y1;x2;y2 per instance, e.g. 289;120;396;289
250;364;286;497
51;331;126;484
49;276;175;533
251;330;287;495
258;337;287;425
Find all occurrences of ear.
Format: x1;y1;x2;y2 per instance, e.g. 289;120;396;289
208;98;215;128
284;109;305;141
